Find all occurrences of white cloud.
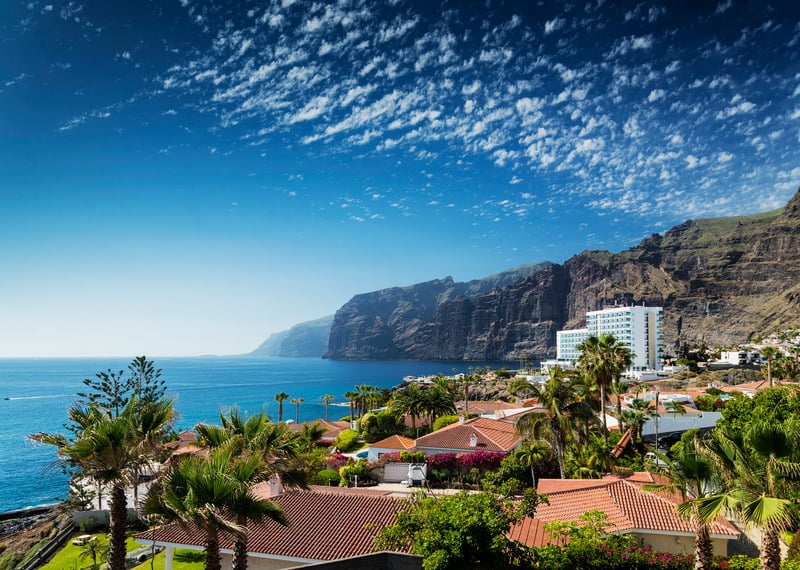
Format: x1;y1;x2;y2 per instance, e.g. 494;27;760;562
544;18;565;35
289;96;330;123
647;89;666;103
716;100;756;119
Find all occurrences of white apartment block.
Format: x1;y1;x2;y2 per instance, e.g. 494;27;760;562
556;305;664;371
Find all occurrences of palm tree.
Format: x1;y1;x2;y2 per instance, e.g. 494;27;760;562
513;441;552;487
391;383;426;435
355;384;372;417
506;376;535;399
609;379;631;428
226;453;287;570
78;535;107;568
760;346;780;387
299;422;326;453
516;366;591;479
618;398;654;442
564;434;616;479
642;433;716;570
424;377;456;427
321;394;334;421
696;420;800;570
577;334;630;444
274;392;290;422
344;390;358;421
31;398;174;570
145;449;283;570
290;397;304;423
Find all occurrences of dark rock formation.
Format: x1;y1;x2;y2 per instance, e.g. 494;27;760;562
250;315;334;357
325;188;800;361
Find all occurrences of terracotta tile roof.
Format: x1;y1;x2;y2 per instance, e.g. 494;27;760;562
414;417;521;452
370;435;416;450
135;487;405;561
513;473;738;547
611;429;632;459
288;419;350;441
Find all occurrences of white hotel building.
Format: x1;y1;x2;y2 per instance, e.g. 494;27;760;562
556;306;665;371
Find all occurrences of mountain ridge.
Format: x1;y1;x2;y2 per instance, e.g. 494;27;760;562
324;188;800;360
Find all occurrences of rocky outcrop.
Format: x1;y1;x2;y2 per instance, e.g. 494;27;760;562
250;315;334;357
325;188;800;361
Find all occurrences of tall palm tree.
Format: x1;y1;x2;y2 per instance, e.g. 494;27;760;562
577;334;630;444
145;449;283;570
274;392;290;422
355;384;372;416
696;420;800;570
321;394;334;421
344;390;358;421
31;398;174;570
760;346;780;387
516;366;591;479
391;383;426;435
618;398;654;442
643;434;716;570
609;379;631;428
424;378;457;427
227;453;287;570
290;397;304;423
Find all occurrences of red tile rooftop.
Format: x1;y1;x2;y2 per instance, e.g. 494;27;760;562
414;416;521;452
136;486;406;562
513;472;738;548
370;434;416;450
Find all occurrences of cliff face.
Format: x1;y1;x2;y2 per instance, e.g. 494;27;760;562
325;188;800;361
250;315;333;357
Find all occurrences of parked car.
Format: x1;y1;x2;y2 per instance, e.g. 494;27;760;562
644;452;668;468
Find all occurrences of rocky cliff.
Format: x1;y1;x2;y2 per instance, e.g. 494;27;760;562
325;188;800;360
251;315;334;357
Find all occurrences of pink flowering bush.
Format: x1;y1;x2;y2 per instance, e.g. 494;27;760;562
457;450;507;471
325;453;349;471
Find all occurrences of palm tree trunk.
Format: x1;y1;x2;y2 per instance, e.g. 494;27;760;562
761;526;781;570
694;522;713;570
206;530;223;570
107;483;128;570
600;384;608;444
232;517;249;570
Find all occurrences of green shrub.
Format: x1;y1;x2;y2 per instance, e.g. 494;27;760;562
359;410;403;443
79;516;100;533
333;429;360;452
317;469;339;485
399;450;427;463
724;555;759;570
432;415;460;431
339;459;367;486
0;553;22;570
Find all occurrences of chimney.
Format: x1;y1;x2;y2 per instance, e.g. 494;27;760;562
469;434;478;447
459;415;465;425
268;475;284;497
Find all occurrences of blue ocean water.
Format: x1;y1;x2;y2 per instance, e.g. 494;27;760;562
0;356;507;513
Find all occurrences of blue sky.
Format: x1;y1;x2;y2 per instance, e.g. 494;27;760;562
1;0;799;357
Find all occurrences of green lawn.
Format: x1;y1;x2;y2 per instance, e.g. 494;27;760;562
39;535;136;570
130;548;204;570
38;535;203;570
